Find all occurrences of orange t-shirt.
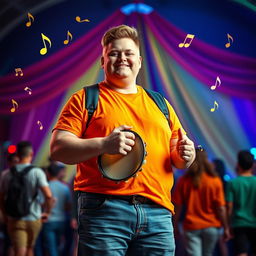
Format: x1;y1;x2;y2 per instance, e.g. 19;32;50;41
172;172;226;230
53;82;185;213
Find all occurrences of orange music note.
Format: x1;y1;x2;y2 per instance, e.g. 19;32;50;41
10;99;18;113
24;86;32;95
210;76;221;90
63;30;73;45
15;68;23;76
26;12;35;27
225;33;234;48
40;33;52;55
178;34;195;48
75;16;90;23
210;101;219;112
37;120;43;130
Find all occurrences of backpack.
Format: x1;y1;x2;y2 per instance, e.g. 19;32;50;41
84;84;170;129
4;165;36;218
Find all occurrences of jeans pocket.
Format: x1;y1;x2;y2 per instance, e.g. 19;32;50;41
79;195;106;211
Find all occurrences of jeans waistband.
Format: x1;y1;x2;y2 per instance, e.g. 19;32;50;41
78;192;156;205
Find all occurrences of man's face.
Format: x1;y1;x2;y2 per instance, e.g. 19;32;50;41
101;38;142;84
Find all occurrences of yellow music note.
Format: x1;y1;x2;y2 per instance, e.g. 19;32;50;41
210;76;221;90
225;33;234;48
40;33;52;55
10;99;18;113
24;86;32;95
210;101;219;112
15;68;23;76
26;12;35;27
75;16;90;23
37;120;43;130
63;30;73;45
178;34;195;48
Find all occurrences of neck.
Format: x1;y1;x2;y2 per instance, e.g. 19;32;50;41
239;169;252;176
104;79;137;94
19;157;31;164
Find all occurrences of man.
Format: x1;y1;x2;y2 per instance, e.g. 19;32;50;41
226;150;256;256
50;25;195;256
41;163;72;256
0;141;54;256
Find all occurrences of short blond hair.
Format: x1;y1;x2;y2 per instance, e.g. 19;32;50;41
101;25;140;48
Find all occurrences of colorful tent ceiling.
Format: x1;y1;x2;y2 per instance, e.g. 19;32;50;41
0;8;255;174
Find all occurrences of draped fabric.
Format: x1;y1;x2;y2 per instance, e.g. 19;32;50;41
0;9;255;173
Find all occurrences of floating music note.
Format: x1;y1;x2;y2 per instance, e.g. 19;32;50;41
210;101;219;112
10;99;18;113
225;33;234;48
15;68;23;76
26;12;35;27
63;30;73;45
75;16;90;23
40;33;52;55
24;86;32;95
178;34;195;48
37;120;43;130
210;76;221;90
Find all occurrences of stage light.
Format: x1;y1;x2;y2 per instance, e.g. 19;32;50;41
250;147;256;160
223;174;231;181
7;145;16;154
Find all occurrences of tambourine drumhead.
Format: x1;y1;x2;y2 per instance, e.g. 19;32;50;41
98;131;146;182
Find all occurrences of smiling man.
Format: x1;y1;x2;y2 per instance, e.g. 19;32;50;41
50;25;195;256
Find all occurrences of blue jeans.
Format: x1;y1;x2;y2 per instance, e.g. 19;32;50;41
77;192;175;256
42;221;66;256
184;227;220;256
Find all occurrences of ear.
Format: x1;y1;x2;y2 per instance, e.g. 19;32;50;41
100;56;104;68
139;56;142;69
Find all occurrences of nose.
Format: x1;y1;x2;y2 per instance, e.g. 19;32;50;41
118;52;126;61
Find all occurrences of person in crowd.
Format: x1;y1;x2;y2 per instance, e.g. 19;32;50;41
50;24;195;256
0;153;19;256
0;141;54;256
173;149;231;256
212;158;229;256
226;150;256;256
41;163;72;256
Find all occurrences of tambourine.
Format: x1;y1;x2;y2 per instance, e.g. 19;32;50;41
98;131;147;182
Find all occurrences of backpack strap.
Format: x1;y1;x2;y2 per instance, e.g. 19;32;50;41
143;88;170;127
10;165;34;176
84;84;99;129
83;84;170;128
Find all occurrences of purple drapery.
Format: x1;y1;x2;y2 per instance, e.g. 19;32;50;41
144;12;256;99
1;10;126;156
0;10;126;114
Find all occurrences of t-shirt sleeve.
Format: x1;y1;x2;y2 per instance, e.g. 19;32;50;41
213;178;226;206
53;89;88;137
225;180;233;202
36;168;49;187
165;99;186;139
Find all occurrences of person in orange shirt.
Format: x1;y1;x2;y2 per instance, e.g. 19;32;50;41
50;25;195;256
173;149;231;256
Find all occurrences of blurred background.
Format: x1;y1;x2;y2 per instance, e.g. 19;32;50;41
0;0;256;180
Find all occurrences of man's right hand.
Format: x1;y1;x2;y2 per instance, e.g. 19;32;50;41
103;125;135;155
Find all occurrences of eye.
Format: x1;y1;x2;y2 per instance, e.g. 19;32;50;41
126;52;134;56
109;51;119;57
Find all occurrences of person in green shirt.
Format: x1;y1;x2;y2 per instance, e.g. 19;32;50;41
226;150;256;256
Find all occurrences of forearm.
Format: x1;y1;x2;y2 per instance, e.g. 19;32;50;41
50;135;105;164
217;205;229;229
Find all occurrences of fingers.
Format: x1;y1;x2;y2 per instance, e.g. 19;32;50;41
105;125;136;155
177;136;195;162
